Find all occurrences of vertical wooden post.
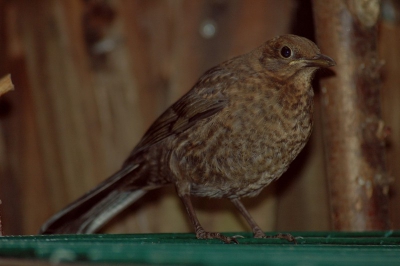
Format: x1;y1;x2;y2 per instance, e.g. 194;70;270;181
312;0;390;230
0;74;13;236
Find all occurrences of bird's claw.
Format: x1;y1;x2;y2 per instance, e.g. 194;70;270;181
196;231;240;244
254;231;297;244
262;233;297;244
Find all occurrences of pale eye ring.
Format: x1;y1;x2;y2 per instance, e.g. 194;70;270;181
280;46;292;58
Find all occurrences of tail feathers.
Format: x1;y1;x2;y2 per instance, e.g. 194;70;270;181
40;164;146;234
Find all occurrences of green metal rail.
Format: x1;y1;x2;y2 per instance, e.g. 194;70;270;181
0;231;399;265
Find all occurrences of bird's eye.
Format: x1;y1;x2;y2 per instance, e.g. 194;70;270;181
280;46;292;58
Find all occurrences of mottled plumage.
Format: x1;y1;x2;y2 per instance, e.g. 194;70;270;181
40;34;335;243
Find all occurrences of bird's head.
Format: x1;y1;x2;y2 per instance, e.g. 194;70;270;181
256;34;335;80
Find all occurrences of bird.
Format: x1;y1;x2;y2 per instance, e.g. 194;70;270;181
39;34;335;243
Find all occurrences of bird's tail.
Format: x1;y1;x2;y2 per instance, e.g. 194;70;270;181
39;163;147;234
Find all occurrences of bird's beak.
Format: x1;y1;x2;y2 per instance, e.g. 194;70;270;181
303;54;336;68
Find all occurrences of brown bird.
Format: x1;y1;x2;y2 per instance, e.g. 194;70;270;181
40;34;335;243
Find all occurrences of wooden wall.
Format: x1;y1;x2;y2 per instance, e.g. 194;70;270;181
0;0;398;235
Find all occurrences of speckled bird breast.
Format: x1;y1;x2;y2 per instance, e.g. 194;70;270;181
169;85;314;199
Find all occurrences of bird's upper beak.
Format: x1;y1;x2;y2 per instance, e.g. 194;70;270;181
303;54;336;68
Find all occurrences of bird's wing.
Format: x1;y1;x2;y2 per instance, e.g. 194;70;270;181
133;67;232;153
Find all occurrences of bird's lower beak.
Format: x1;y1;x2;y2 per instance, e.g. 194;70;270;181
304;54;336;68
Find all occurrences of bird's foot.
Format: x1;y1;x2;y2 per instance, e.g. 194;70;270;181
254;231;297;244
196;229;239;244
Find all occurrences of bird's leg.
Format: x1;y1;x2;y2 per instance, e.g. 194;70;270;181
230;198;265;238
230;198;296;243
180;194;238;244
